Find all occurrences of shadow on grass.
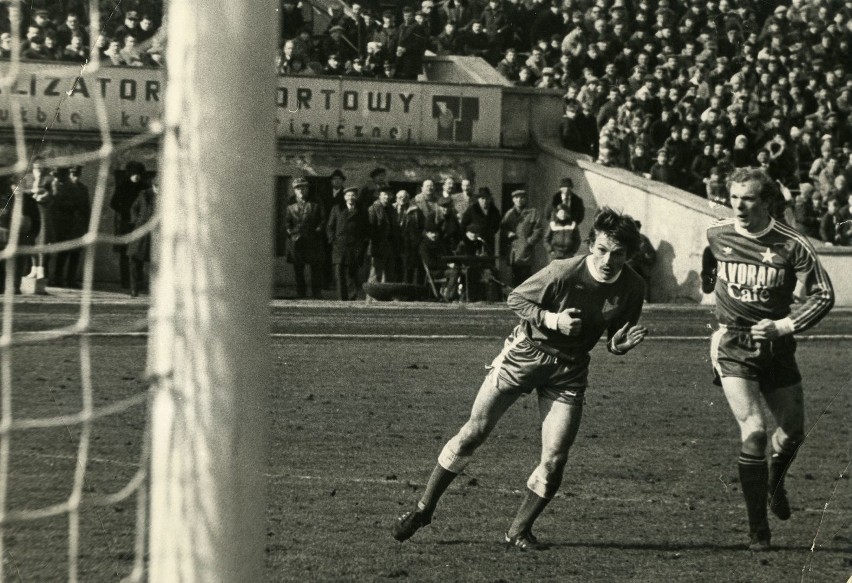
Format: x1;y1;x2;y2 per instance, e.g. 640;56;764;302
427;539;845;553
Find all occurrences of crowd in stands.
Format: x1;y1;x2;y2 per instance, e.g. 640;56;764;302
0;2;164;66
275;0;852;246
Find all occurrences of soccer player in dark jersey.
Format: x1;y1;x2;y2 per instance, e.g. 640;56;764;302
392;207;648;549
704;167;834;551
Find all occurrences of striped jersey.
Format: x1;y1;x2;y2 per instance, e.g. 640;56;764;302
507;255;645;361
706;218;834;332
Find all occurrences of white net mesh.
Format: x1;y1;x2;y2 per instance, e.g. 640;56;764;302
0;1;164;580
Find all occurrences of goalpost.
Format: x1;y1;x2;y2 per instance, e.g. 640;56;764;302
148;0;278;580
0;0;278;580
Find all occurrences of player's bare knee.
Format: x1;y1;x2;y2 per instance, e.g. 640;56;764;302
454;421;489;453
541;452;569;476
742;429;767;453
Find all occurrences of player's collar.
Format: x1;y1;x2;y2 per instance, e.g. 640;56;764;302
585;255;621;284
734;217;775;239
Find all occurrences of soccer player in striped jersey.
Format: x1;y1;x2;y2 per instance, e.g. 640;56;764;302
392;208;648;549
705;167;834;551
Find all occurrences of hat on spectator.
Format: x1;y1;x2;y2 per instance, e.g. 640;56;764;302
369;167;386;178
773;5;786;14
560;177;574;188
475;186;492;198
789;126;801;139
511;189;527;198
34;8;50;17
292;177;309;188
125;10;139;20
329;25;345;33
343;186;359;196
415;11;425;17
402;5;415;13
465;223;482;235
542;67;555;75
330;169;346;180
382;9;394;17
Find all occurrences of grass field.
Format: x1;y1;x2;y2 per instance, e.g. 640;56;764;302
3;301;851;582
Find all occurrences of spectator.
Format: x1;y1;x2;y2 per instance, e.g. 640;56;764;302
0;175;39;294
0;33;10;59
451;177;474;217
326;187;368;300
32;9;55;39
367;187;397;283
549;177;585;224
515;66;535;87
500;189;543;286
21;34;46;60
626;221;657;300
62;35;88;63
543;203;580;261
56;12;89;49
413;179;447;241
278;39;306;75
437;177;461;247
792;184;822;239
395;5;428;80
323;26;353;65
496;47;520;82
359;167;387;209
460;186;500;252
817;156;839;199
118;34;145;66
126;180;156;297
344;2;370;58
22;158;55;281
418;222;447;289
705;166;728;206
460;19;489;60
819;198;850;245
372;11;398;61
137;14;158;44
42;33;62;60
113;10;141;42
829;174;849;207
103;38;123;66
434;21;459;55
50;166;91;288
536;67;559;89
109;161;147;289
285;178;325;299
393;190;425;284
648;148;675;185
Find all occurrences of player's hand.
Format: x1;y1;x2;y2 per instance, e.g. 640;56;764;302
556;308;582;337
612;322;647;353
751;319;780;341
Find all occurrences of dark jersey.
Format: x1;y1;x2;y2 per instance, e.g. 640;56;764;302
506;255;646;361
706;218;834;332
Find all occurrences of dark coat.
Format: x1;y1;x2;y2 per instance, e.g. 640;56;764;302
126;188;155;261
110;177;147;250
544;219;581;260
327;204;369;265
285;200;325;265
460;201;501;248
548;191;586;224
0;192;40;247
500;206;543;266
23;174;54;246
394;203;425;260
368;200;397;260
52;180;91;242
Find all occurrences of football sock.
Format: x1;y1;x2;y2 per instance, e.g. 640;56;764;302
507;488;551;538
769;436;799;493
738;452;769;534
418;463;458;518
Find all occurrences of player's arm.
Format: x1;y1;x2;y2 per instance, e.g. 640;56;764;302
506;264;581;336
700;245;717;293
751;237;834;340
606;286;647;355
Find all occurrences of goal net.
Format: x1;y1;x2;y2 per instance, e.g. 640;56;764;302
0;0;276;580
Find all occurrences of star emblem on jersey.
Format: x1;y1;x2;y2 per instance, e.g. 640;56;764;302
722;246;733;255
760;248;776;264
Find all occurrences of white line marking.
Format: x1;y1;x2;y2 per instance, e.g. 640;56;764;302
15;332;852;341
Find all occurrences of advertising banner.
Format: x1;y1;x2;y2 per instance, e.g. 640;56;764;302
0;64;503;148
0;63;163;133
277;76;502;148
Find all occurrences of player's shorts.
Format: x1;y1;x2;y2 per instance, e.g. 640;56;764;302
710;325;802;392
485;325;589;405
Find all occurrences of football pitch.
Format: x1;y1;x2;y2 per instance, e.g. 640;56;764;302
4;301;851;582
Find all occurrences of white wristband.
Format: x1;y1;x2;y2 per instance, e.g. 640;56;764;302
773;317;795;337
543;311;559;331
